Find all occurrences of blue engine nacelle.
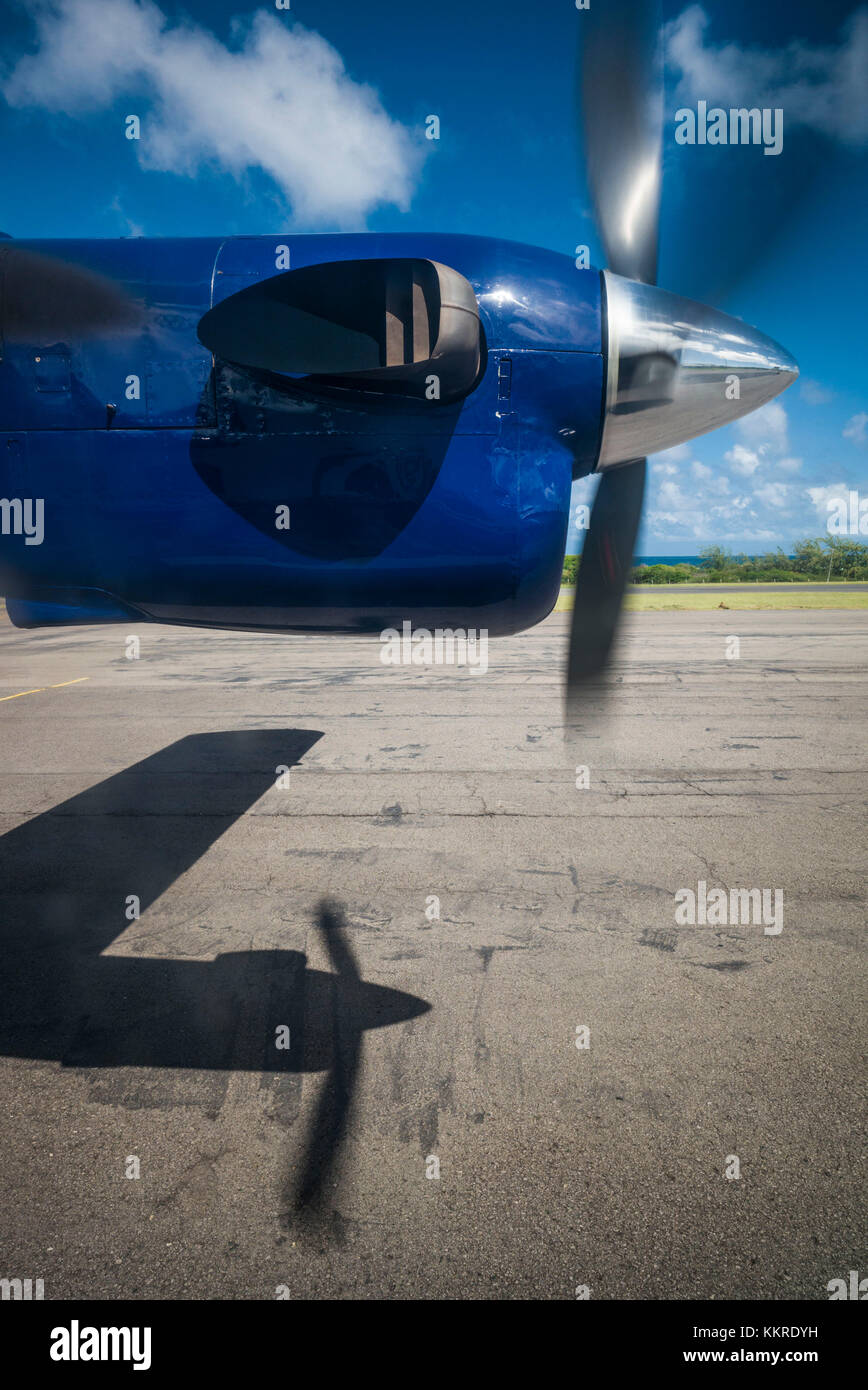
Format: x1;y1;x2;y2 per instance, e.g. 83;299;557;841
0;233;604;635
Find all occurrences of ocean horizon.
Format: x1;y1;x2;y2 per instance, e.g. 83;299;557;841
565;553;791;564
565;553;706;564
634;555;703;565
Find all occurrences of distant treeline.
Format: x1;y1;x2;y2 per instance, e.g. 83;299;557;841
562;538;868;586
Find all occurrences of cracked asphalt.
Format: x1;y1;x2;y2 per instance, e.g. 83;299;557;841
0;607;865;1300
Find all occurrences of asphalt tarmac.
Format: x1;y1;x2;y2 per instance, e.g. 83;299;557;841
0;607;865;1300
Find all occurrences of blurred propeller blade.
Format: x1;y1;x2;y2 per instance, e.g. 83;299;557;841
578;0;663;284
568;0;659;716
566;457;646;716
662;130;833;308
0;246;142;342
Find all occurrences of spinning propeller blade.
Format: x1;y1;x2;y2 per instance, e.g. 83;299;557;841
568;0;661;708
567;0;799;715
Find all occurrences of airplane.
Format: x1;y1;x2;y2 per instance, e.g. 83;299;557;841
0;1;798;713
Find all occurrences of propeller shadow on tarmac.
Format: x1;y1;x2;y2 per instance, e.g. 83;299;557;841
0;730;431;1215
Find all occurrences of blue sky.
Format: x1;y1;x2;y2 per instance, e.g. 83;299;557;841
1;0;866;554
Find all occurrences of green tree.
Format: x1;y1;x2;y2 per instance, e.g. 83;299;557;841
792;538;825;575
821;536;868;580
699;544;731;570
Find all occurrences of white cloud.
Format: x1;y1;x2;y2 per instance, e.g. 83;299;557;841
735;400;789;454
754;482;791;510
645;375;823;542
648;431;849;543
725;443;762;476
800;379;834;405
806;483;850;525
645;462;769;542
742;529;778;543
687;458;731;496
647;510;690;530
843;412;868;444
666;4;868;145
658;480;691;510
656;442;691;462
2;0;423;226
107;193;144;237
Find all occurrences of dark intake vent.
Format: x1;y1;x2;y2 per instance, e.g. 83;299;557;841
197;257;482;404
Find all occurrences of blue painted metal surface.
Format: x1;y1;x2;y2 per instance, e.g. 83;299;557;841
0;234;603;635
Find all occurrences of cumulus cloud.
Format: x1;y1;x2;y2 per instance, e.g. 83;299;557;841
650;459;679;476
800;379;835;405
664;479;692;505
725;443;762;476
666;4;868;145
1;0;423;225
646;438;800;539
644;440;820;544
735;400;789;454
754;481;791;510
688;459;732;497
646;466;747;540
807;482;852;526
646;393;851;541
646;510;693;531
843;412;868;444
658;442;691;462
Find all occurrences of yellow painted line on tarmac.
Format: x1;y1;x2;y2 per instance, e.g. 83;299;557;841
0;687;44;702
0;676;90;702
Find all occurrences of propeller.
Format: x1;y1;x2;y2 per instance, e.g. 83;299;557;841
567;0;800;716
579;0;662;288
567;0;662;712
0;245;142;342
566;456;646;702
